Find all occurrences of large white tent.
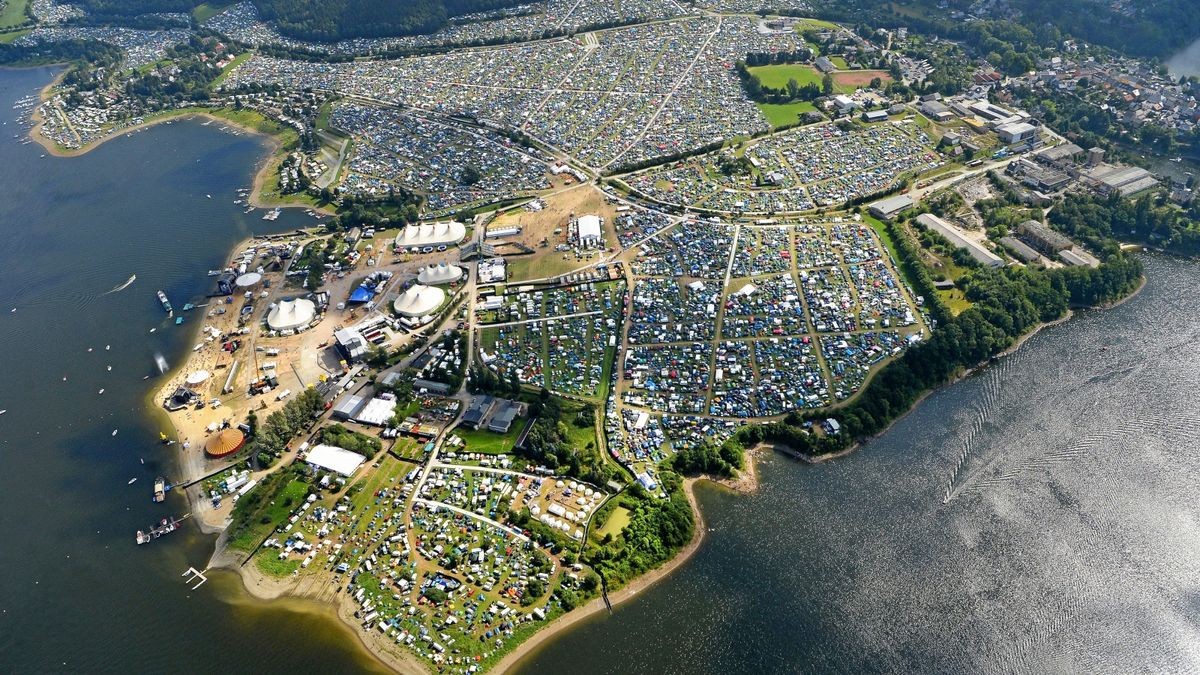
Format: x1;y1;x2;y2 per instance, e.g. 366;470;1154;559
417;263;464;285
576;215;602;244
395;221;466;248
235;272;263;288
305;444;365;476
267;298;316;331
393;284;445;317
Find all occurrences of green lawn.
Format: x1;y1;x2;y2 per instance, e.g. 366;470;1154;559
255;554;301;578
594;506;630;540
0;28;28;43
937;288;973;316
227;475;312;552
830;56;849;70
192;1;234;23
0;0;29;29
748;63;823;89
755;101;818;128
453;424;523;455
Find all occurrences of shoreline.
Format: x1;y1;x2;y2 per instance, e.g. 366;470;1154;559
29;72;334;215
789;273;1149;464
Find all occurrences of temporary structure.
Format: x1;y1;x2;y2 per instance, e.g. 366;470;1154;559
393;284;445;317
267;298;316;331
417;263;464;285
205;428;245;458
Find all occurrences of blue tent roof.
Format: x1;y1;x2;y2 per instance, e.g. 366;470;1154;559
348;285;375;303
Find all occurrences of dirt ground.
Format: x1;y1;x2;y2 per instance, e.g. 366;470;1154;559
489;183;619;281
832;70;893;88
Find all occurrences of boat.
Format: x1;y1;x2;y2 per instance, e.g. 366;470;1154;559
175;316;184;325
182;302;195;311
153;477;166;503
207;270;223;276
135;514;188;545
206;194;212;199
127;477;137;484
157;290;173;313
262;207;282;221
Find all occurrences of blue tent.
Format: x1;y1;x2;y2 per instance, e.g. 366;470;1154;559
348;284;375;304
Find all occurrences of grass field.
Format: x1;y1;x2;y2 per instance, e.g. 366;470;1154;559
0;0;29;29
755;101;818;128
227;475;312;552
748;63;823;89
594;505;631;539
937;288;973;316
211;52;252;89
192;1;233;23
454;424;523;455
0;28;28;43
830;56;849;69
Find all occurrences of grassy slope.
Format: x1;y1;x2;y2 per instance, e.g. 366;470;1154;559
756;101;818;128
0;0;29;29
748;63;823;89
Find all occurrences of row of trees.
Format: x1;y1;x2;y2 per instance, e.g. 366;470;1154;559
1050;192;1200;258
247;387;325;467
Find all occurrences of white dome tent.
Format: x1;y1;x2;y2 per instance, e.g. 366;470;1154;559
417;263;464;285
267;298;316;331
392;284;445;317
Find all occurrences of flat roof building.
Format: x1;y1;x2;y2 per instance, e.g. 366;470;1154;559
355;397;397;426
334;328;369;362
999;236;1041;263
462;395;495;429
916;213;1004;268
868;194;915;220
488;401;522;433
331;393;366;420
1059;247;1100;268
996;121;1038;144
1018;220;1073;255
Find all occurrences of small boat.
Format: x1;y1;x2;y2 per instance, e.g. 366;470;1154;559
182;303;195;311
175;316;184;325
149;328;156;333
207;270;222;276
111;429;118;436
98;388;104;394
206;194;212;199
127;477;137;484
157;290;173;314
107;366;112;371
153;477;166;503
0;410;6;415
105;345;110;350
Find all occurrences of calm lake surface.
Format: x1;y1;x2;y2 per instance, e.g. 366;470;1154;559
2;66;1199;674
1167;37;1200;79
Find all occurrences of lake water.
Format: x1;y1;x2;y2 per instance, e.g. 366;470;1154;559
3;66;1200;674
1167;37;1200;79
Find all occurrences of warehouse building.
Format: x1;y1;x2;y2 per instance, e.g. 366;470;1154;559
916;213;1004;268
1018;220;1073;255
999;236;1041;263
868;194;915;220
1059;248;1100;268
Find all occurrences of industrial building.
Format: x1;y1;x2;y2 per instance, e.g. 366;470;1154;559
1018;220;1073;255
462;395;495;429
1006;158;1070;192
488;401;524;433
1059;248;1100;268
394;221;466;248
267;298;317;332
999;236;1041;263
868;194;915;219
334;328;369;362
417;263;464;285
862;109;889;123
916;213;1004;268
393;283;445;318
1081;164;1158;197
331;393;366;421
995;121;1038;145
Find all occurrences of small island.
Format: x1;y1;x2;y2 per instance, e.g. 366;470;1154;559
6;0;1196;672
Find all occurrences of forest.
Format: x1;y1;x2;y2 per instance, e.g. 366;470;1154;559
66;0;530;41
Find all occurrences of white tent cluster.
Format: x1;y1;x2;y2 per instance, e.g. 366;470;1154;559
267;298;317;331
393;284;445;318
394;221;466;248
417;262;464;285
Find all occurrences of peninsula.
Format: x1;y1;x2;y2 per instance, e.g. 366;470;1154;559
6;0;1193;672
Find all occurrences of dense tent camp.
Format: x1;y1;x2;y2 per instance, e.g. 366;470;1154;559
417;263;464;285
204;428;245;458
393;283;445;317
267;298;317;331
395;221;465;248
